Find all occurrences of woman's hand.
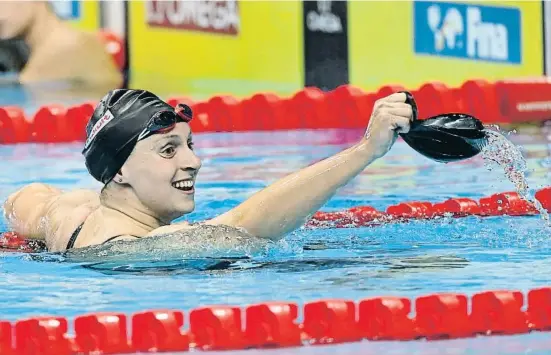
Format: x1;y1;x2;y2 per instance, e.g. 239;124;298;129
362;92;414;159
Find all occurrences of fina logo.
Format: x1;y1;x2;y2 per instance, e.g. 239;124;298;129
306;0;343;34
426;4;509;61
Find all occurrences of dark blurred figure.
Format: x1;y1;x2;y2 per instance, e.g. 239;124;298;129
0;1;122;88
0;39;29;73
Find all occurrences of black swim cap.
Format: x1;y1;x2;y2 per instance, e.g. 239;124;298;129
82;89;175;184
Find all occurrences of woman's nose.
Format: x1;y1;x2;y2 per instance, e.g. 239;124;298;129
181;149;202;172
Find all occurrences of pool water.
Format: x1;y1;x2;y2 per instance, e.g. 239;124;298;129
2;93;551;353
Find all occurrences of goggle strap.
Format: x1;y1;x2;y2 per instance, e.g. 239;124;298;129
175;104;193;122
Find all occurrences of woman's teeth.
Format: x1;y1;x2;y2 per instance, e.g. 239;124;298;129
172;180;194;191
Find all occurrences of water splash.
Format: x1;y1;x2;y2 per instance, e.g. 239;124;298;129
63;224;271;264
480;128;550;224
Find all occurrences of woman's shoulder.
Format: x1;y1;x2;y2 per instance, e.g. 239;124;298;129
45;191;101;251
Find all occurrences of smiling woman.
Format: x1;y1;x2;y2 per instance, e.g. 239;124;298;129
3;88;415;254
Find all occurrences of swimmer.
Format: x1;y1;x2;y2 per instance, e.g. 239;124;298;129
3;89;413;252
0;1;122;88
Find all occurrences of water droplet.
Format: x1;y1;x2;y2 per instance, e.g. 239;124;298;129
481;129;550;225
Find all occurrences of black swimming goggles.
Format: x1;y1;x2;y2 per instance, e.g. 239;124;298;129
137;103;193;141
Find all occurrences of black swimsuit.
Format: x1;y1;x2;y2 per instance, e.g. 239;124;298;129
66;222;136;250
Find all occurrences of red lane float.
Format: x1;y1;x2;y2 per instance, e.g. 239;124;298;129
15;317;72;355
303;299;360;344
0;232;45;253
304;186;550;229
189;306;244;351
131;310;188;353
460;79;504;123
292;87;329;129
415;293;471;339
0;107;29;144
0;321;11;355
327;85;372;129
527;288;551;331
241;93;287;132
74;313;130;354
495;78;551;123
30;105;67;143
3;186;551;254
207;95;243;132
4;287;551;354
470;291;527;335
358;297;416;341
414;82;457;119
2;77;551;140
245;302;301;348
375;84;407;99
97;31;126;71
189;102;211;133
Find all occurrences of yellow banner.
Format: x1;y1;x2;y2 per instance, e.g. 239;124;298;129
349;0;543;91
128;0;304;99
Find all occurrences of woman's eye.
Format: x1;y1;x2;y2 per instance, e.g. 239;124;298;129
160;146;176;157
188;141;194;150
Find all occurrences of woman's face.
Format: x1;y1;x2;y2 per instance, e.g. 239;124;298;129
0;1;38;40
120;123;202;222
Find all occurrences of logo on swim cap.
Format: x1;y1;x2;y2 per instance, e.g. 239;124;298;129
84;109;115;149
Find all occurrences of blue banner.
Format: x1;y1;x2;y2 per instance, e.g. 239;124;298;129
50;1;81;20
413;1;521;64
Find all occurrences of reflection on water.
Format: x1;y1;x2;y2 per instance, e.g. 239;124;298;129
32;246;469;279
0;80;115;113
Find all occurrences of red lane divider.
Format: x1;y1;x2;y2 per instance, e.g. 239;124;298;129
0;232;45;253
0;189;550;353
527;288;551;331
3;77;551;143
131;310;188;353
4;287;551;353
495;78;551;123
359;297;416;341
98;31;126;71
0;321;11;355
303;299;360;344
74;313;130;354
415;293;471;339
2;187;550;253
189;306;244;351
0;107;29;144
15;317;72;355
245;302;301;348
304;187;551;230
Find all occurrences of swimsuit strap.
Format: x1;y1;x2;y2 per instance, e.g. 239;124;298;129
66;222;84;250
66;222;139;250
101;235;139;244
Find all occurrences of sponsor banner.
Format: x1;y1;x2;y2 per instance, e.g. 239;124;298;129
50;0;101;31
348;0;543;92
414;1;521;64
146;0;240;36
303;0;349;91
128;0;303;98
